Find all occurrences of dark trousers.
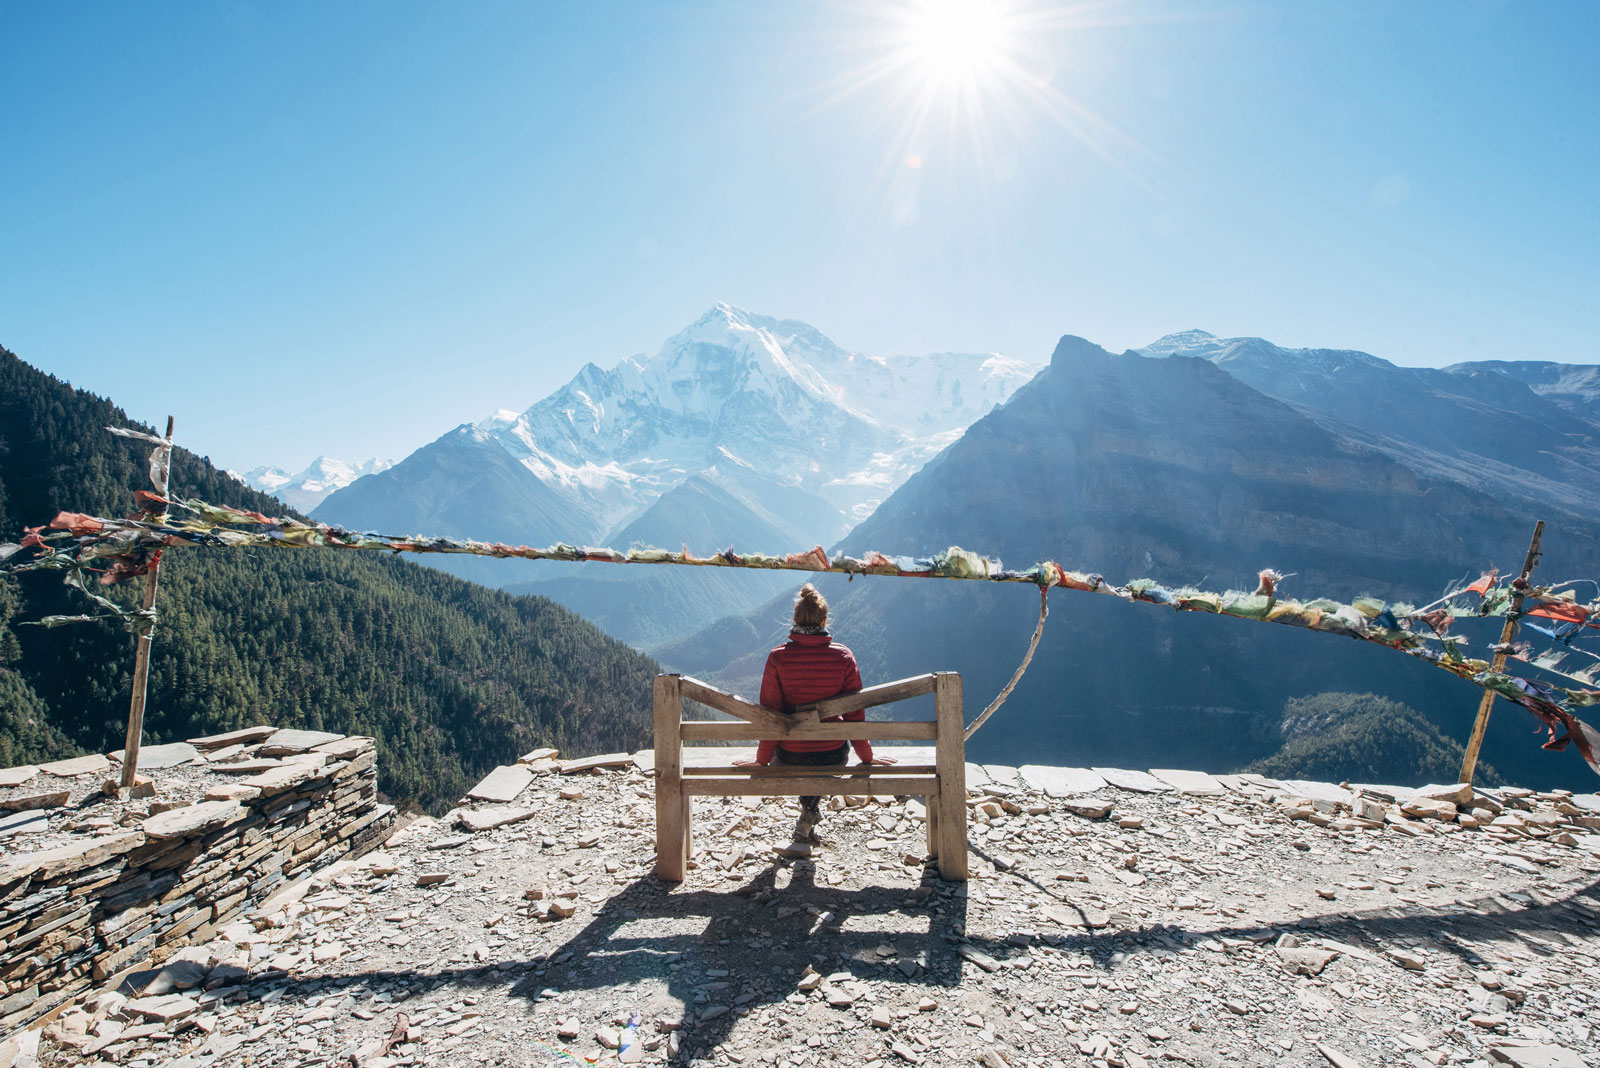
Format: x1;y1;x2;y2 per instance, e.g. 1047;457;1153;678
774;743;849;811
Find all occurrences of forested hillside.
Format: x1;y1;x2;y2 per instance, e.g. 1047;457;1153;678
0;347;661;811
1248;692;1499;786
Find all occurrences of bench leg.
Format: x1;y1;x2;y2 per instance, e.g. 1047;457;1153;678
925;795;940;858
935;673;969;880
654;675;686;881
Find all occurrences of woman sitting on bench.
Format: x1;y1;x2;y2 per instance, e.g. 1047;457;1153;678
736;583;896;837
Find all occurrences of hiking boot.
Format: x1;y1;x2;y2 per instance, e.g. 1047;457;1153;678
793;812;818;841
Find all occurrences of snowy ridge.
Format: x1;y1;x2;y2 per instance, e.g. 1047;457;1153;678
472;302;1041;541
242;457;393;512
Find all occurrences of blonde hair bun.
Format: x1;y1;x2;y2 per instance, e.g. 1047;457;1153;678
793;583;828;628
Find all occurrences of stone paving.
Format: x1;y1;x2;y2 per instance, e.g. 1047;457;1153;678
11;752;1600;1068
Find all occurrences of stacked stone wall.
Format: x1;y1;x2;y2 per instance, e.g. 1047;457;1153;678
0;732;394;1035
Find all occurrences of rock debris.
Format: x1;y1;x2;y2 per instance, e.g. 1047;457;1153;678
12;759;1600;1068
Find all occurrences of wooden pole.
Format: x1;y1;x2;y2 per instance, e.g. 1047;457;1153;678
1458;519;1545;786
120;416;173;789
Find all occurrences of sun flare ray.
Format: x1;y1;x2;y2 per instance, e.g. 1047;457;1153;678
807;0;1170;209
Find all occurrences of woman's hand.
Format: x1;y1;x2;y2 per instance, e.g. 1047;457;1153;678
868;755;898;765
733;758;763;767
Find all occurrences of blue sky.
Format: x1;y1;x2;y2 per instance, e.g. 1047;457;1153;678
2;1;1595;473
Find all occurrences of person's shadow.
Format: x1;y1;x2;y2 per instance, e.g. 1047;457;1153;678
510;855;971;1061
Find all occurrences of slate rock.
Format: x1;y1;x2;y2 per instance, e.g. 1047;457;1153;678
0;790;69;813
186;725;277;749
458;806;537;833
239;763;320;795
143;800;243;840
1093;767;1173;793
468;765;534;804
0;766;39;788
0;809;48;838
257;728;344;755
1148;768;1226;795
1019;765;1107;797
39;754;110;778
1488;1045;1588;1068
110;742;199;770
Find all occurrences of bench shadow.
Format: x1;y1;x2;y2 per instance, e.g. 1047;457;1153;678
187;853;1599;1062
502;856;970;1060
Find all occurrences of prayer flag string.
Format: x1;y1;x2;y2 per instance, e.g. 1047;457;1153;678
5;491;1598;775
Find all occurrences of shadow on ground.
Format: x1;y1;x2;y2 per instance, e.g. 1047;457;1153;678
229;848;1599;1063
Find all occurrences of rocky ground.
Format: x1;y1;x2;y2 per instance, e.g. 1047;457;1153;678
15;756;1600;1068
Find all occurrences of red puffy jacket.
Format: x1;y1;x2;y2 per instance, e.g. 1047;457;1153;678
755;631;872;764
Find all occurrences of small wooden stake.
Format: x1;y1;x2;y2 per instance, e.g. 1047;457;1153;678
121;416;173;789
1458;519;1545;786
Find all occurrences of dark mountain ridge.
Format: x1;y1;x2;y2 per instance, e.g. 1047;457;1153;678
1139;332;1600;524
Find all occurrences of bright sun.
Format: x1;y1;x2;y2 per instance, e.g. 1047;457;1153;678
903;0;1012;83
812;0;1146;192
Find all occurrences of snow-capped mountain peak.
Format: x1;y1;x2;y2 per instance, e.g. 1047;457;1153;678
322;305;1044;551
242;457;393;512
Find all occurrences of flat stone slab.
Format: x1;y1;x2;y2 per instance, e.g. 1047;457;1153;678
143;800;242;840
558;752;633;774
1280;780;1355;807
213;758;286;775
519;747;559;764
0;810;48;838
187;725;278;749
1347;783;1409;802
1237;773;1286;790
123;993;200;1022
1093;767;1172;794
1570;793;1600;813
1410;781;1474;805
468;765;534;803
0;766;38;788
964;763;990;790
1149;769;1226;795
630;750;656;774
458;806;537;833
39;754;110;778
258;729;345;755
0;791;69;813
111;742;199;770
981;765;1021;788
312;736;374;760
0;830;143;883
1019;766;1108;797
205;784;261;802
1488;1044;1588;1068
239;763;320;795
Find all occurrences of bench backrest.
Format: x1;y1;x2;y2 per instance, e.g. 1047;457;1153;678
652;671;968;880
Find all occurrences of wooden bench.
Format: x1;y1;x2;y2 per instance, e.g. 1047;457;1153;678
653;671;968;882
